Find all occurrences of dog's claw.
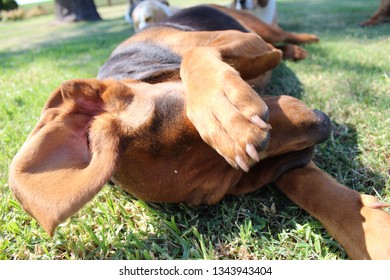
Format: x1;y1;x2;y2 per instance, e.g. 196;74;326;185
361;195;390;209
222;154;239;170
246;143;260;162
368;203;390;209
235;155;249;172
251;115;268;129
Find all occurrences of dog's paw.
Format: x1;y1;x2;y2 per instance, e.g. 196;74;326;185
281;44;308;61
187;70;270;172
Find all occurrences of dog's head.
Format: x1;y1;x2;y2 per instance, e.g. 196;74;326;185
8;32;327;237
125;0;170;25
132;0;173;31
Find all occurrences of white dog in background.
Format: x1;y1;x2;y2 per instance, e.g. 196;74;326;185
126;0;277;29
125;0;178;31
132;0;179;31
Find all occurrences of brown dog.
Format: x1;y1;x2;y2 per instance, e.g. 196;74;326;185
8;5;390;259
230;0;319;60
361;0;390;26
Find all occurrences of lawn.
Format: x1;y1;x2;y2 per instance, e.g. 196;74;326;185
0;0;389;260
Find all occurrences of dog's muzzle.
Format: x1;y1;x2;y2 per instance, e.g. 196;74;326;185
313;109;331;144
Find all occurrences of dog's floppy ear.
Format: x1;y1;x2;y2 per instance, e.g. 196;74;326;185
9;79;122;236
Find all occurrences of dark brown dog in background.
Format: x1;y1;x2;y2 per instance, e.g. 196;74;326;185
361;0;390;26
9;5;390;259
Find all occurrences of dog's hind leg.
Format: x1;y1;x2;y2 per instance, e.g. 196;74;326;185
210;5;319;46
275;161;390;259
277;44;307;61
273;27;319;45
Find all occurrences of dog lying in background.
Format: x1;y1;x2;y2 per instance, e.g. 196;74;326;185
131;0;179;31
361;0;390;26
9;5;390;259
232;0;318;61
129;0;318;60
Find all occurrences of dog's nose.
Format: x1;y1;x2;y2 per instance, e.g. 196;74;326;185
313;109;331;144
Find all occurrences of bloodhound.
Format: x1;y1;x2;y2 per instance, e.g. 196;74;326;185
9;5;390;259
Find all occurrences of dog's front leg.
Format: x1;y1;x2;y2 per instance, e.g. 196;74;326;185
276;161;390;259
180;31;281;171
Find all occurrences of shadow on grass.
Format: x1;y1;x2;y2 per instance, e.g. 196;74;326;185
264;63;304;98
315;121;388;196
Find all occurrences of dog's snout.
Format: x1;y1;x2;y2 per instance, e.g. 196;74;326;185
313;109;331;144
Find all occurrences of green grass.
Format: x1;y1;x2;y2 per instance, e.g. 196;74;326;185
0;0;389;260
